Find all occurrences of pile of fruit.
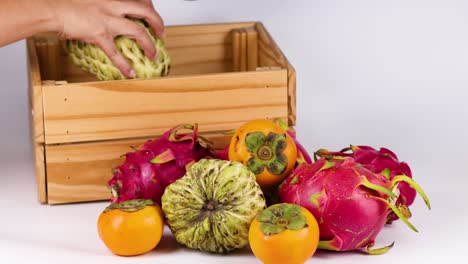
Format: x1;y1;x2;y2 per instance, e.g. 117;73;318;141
79;19;430;263
97;119;431;263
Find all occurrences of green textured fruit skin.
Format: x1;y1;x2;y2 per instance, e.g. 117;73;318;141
161;159;266;254
66;19;171;81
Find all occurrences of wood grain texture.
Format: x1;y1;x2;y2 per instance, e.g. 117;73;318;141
286;63;297;126
255;23;287;68
165;31;230;49
46;37;62;81
46;133;232;204
42;70;289;144
239;29;247;71
62;58;234;83
165;22;256;36
255;22;296;126
34;36;62;81
232;29;241;71
168;44;232;69
27;38;47;203
246;27;259;71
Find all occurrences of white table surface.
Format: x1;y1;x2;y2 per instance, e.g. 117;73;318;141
1;1;466;263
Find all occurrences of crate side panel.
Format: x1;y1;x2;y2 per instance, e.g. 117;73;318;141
43;70;289;144
46;133;232;204
255;23;296;125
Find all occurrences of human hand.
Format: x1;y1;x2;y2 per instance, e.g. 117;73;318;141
48;0;165;78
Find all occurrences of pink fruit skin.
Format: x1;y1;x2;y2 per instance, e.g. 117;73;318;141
315;145;416;223
279;158;394;251
215;144;229;161
284;128;313;164
109;124;215;206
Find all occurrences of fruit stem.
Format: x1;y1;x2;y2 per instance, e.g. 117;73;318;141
258;146;273;160
277;218;288;226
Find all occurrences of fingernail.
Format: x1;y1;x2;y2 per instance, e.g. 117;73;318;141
129;70;136;78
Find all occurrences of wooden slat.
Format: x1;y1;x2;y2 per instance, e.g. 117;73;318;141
168;44;232;67
167;60;232;76
165;22;256;36
27;38;47;203
239;29;247;71
246;27;259;71
46;133;232;204
34;36;62;81
165;32;230;49
232;30;241;71
286;63;297;126
43;69;289;144
63;60;233;83
255;23;296;125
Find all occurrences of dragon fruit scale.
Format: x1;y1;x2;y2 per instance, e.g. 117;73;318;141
109;124;216;206
278;157;430;254
315;145;417;223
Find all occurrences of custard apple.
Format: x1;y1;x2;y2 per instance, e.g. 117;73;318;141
161;159;266;254
66;19;171;81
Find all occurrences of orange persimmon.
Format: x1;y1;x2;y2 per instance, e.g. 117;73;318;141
97;199;164;256
249;203;320;264
228;119;297;187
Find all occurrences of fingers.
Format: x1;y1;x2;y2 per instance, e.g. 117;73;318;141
93;35;135;79
112;18;157;60
113;0;165;38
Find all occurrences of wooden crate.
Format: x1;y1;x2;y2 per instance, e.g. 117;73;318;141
26;21;296;204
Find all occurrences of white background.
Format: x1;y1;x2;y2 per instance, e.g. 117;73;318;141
0;0;466;263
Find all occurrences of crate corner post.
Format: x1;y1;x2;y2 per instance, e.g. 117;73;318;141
27;37;48;204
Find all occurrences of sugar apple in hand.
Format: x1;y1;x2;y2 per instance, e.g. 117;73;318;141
66;19;170;81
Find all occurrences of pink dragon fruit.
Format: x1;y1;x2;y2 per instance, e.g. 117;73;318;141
278;157;430;254
109;124;216;206
315;145;416;223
